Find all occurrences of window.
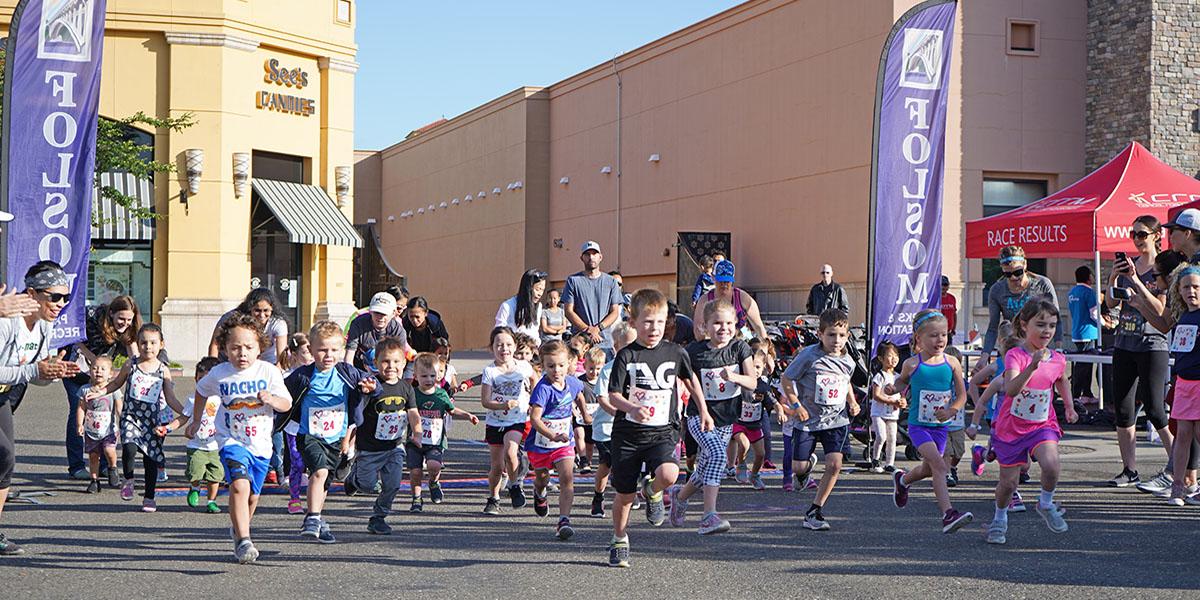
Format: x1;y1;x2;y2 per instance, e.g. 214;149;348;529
1007;19;1039;56
981;178;1049;301
336;0;352;24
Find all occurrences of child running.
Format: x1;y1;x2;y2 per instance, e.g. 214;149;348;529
985;299;1078;543
1167;265;1200;505
76;356;122;493
526;340;589;539
868;342;904;474
407;352;478;512
780;308;861;531
590;326;636;518
669;299;756;534
607;289;707;567
188;313;292;563
480;326;537;514
886;309;973;534
278;332;313;514
727;349;777;490
162;357;222;512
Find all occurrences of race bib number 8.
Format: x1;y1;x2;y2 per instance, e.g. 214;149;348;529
534;417;572;449
701;367;739;401
1010;388;1052;423
918;389;952;424
626;387;671;427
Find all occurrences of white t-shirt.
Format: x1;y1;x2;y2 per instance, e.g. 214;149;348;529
183;395;221;451
14;318;44;365
194;360;291;458
481;361;534;427
870;371;901;419
494;296;542;341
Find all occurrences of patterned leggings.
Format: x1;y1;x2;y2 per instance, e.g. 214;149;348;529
286;433;305;501
687;416;733;487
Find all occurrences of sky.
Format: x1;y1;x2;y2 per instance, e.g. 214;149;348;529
353;1;742;150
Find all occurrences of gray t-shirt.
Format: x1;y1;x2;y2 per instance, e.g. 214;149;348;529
982;272;1061;354
216;310;288;364
782;344;855;432
1114;267;1168;353
562;271;623;349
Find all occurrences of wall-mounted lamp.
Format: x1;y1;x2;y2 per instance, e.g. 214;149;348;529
181;148;204;208
600;165;612;174
428;204;436;212
478;190;486;198
387;215;395;222
417;207;425;215
452;198;460;205
493;187;502;195
232;152;250;199
439;201;448;209
513;180;524;189
464;194;473;202
559;176;570;185
367;217;377;224
334;166;352;208
506;183;515;191
648;153;661;163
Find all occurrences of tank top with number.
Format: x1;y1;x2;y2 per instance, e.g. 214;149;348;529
906;355;954;428
1171;309;1200;380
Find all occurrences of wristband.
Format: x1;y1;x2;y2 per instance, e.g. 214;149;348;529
791;402;801;409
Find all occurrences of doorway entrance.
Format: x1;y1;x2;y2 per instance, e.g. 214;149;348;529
676;232;731;309
250;151;306;329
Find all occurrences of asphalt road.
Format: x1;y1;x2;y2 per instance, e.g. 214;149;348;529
3;354;1198;599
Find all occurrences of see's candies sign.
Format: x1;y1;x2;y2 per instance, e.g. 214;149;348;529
256;58;316;117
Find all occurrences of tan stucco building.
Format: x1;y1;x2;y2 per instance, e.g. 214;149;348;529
2;0;362;362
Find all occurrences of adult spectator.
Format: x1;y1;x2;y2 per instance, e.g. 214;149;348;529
1165;208;1200;262
345;292;408;371
666;300;696;345
939;275;957;343
495;269;546;341
540;288;567;342
343;285;408;334
691;255;717;309
1067;266;1099;402
562;241;624;352
402;296;449;354
980;245;1060;358
62;295;142;479
0;260;81;555
207;288;288;364
693;260;768;342
805;264;849;316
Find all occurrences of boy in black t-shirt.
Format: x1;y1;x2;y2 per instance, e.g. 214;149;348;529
345;338;417;535
606;289;708;568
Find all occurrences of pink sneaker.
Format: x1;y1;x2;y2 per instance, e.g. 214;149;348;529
141;498;157;513
288;499;304;515
971;445;987;477
782;483;795;492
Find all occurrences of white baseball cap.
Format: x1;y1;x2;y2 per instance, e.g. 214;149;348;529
369;292;398;315
0;210;13;222
1165;208;1200;232
581;241;601;253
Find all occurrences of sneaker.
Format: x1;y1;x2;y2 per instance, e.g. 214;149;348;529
316;521;336;544
287;499;304;515
751;473;767;490
868;461;884;474
333;456;352;482
367;516;392;535
947;468;959;488
763;460;778;470
0;533;24;556
985;518;1008;544
187;489;200;507
1184;491;1200;506
410;497;424;513
300;516;321;539
883;465;897;474
782;482;794;492
735;465;750;484
892;470;909;508
1152;485;1174;499
1008;491;1026;513
509;484;527;509
264;471;278;486
1106;468;1139;488
70;467;91;480
697;512;731;535
941;508;973;534
971;445;987;477
548;481;560;494
986;448;997;463
556;517;574;540
157;469;168;483
725;466;737;480
668;484;688;527
631;492;643;511
1018;470;1030;485
607;539;630;568
1135;470;1173;495
579;462;594;475
107;469;121;488
86;479;101;494
342;478;360;497
1037;502;1069;532
591;492;606;518
142;498;157;513
483;497;501;515
533;492;549;517
802;475;818;490
233;539;259;564
643;478;665;527
120;479;135;501
206;501;220;514
430;482;444;504
803;509;830;531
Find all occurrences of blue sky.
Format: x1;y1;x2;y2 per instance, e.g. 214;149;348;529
353;1;741;150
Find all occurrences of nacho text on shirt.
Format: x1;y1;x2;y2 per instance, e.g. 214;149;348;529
219;380;269;396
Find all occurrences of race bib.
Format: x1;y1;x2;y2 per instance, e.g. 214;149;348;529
308;406;346;438
129;369;162;404
375;411;404;441
85;409;112;437
700;367;739;401
196;413;217;440
534;417;572;449
488;394;526;422
815;374;848;406
420;414;445;446
625;386;672;427
1171;325;1198;353
1010;388;1052;423
228;408;267;447
918;389;952;424
740;401;762;422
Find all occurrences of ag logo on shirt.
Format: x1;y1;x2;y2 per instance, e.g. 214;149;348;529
628;362;676;390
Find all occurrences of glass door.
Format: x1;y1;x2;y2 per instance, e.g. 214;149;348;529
250;199;302;330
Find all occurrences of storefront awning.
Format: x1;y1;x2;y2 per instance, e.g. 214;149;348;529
251;179;363;248
92;172;155;241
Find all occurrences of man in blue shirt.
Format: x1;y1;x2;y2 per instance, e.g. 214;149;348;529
1067;265;1099;401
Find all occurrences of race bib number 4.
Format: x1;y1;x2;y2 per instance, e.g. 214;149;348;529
308;406;346;437
534;417;572;449
1010;388;1052;423
1171;325;1198;353
375;411;404;441
626;387;671;427
815;374;848;406
918;389;952;424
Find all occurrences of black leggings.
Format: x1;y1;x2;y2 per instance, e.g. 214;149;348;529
122;443;159;499
0;403;14;489
1112;349;1170;430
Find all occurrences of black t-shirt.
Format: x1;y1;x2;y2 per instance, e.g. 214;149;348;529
609;341;693;434
356;379;417;452
346;313;408;371
403;311;450;354
685;339;753;427
738;378;778;428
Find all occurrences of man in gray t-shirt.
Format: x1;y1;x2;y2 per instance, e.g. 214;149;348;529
781;344;856;432
562;241;624;350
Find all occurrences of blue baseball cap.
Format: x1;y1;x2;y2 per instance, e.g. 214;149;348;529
714;260;735;283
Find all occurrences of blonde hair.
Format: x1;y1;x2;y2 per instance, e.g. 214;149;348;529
308;320;345;344
1168;263;1200;319
413;352;439;374
584;347;607;366
629;288;668;318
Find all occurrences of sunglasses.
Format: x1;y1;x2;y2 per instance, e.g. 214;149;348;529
1003;268;1026;279
1129;230;1152;240
38;290;70;303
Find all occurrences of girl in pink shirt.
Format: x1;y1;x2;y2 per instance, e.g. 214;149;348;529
986;299;1078;545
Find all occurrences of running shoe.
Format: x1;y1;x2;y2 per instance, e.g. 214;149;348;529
763;460;778;470
941;508;973;534
1008;491;1026;513
1037;502;1068;532
483;497;501;515
287;499;304;515
644;478;665;526
608;538;630;568
333;456;352;482
868;461;884;474
206;501;220;514
0;533;24;556
892;470;909;508
1018;470;1030;485
509;484;527;509
411;497;424;513
668;484;688;527
86;479;101;494
70;467;91;480
1184;491;1200;506
300;516;322;538
107;469;121;488
1168;484;1199;507
430;481;444;504
1135;470;1173;495
533;492;549;517
556;517;574;541
591;491;606;517
120;478;135;501
697;512;731;535
803;508;830;531
782;482;794;492
946;468;958;488
367;516;392;535
142;499;157;513
157;469;168;483
883;465;897;474
233;539;259;564
579;462;594;475
264;471;278;485
971;445;987;477
725;466;738;480
1105;468;1139;488
751;473;767;490
985;518;1007;545
735;465;750;484
316;521;336;544
187;489;200;507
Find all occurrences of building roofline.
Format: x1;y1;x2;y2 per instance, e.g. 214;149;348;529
379;86;548;157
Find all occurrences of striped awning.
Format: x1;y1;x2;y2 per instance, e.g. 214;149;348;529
251;179;363;248
92;172;155;241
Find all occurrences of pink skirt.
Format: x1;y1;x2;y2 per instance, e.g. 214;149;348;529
1172;378;1200;421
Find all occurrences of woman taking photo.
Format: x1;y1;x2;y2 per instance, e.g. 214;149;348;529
692;260;767;341
495;269;546;341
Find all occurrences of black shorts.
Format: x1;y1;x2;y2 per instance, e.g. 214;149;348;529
404;442;445;469
610;427;679;494
790;425;851;460
578;423;594;444
485;422;528;445
683;425;698;459
595;440;612;467
299;434;343;474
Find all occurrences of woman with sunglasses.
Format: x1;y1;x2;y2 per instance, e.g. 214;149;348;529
0;260;82;555
495;269;547;341
1102;216;1175;489
980;245;1060;362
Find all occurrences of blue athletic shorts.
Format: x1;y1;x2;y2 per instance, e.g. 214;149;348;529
220;445;270;495
791;425;851;459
